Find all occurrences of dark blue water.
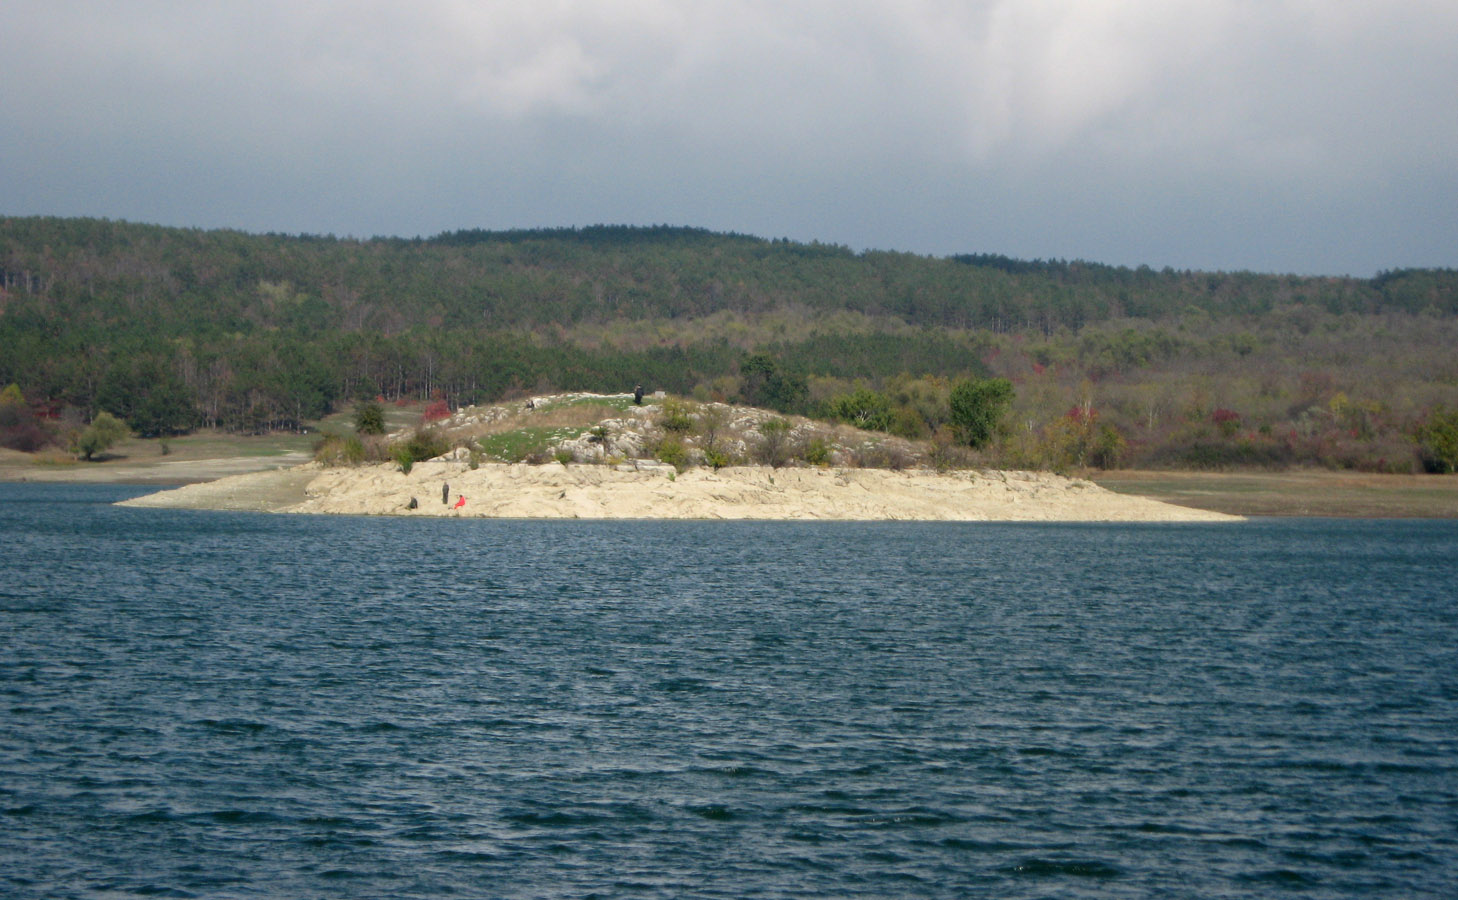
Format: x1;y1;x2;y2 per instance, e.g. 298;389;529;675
2;484;1456;898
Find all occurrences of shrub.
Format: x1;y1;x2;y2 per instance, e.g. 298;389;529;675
422;399;451;423
850;442;910;470
755;418;791;468
1415;408;1458;474
827;389;893;432
697;404;728;453
888;404;929;439
801;436;832;466
886;374;950;436
402;427;451;463
392;444;415;474
927;426;972;471
1156;438;1297;470
658;397;695;433
313;433;366;466
1212;408;1241;437
1087;423;1127;469
949;378;1014;448
655;435;690;472
354;402;386;435
344;435;366;464
0;384;54;452
738;353;808;413
1;419;51;453
703;446;731;470
388;427;452;473
589;425;612;455
554;449;574;466
1035;406;1126;470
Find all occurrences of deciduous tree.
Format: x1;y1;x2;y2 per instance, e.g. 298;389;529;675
75;411;129;460
1416;408;1458;473
949;378;1014;448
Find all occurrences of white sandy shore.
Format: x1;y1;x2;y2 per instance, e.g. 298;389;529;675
118;461;1241;522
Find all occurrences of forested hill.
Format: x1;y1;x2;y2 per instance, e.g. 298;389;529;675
3;216;1457;472
3;217;1454;336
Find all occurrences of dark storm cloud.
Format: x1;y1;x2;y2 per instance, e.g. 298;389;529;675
4;1;1455;274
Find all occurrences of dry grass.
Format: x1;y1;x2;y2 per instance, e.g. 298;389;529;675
1092;469;1458;518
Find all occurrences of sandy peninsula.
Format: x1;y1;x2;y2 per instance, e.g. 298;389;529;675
118;460;1241;522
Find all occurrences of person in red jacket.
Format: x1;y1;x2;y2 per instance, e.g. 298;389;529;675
453;494;466;509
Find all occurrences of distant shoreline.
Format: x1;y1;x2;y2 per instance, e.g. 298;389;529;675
0;452;312;487
1091;469;1458;519
7;450;1454;518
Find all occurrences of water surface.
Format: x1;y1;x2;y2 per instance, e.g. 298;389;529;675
2;484;1455;898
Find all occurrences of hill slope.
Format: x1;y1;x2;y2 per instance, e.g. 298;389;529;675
3;216;1457;472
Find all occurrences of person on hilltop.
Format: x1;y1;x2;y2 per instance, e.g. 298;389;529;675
634;384;644;405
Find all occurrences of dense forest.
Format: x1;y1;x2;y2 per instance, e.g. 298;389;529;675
2;215;1456;471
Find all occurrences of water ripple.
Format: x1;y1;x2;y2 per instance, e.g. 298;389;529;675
1;487;1456;898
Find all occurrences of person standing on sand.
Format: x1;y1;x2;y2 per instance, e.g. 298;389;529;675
442;482;449;505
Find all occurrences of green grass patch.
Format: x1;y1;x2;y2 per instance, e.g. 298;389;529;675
534;394;642;414
476;426;583;462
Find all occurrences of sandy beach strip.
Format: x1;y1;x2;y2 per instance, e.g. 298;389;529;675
117;461;1241;522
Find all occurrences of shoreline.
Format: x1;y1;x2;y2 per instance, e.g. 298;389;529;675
10;449;1453;518
0;449;312;486
1092;469;1458;519
117;461;1242;522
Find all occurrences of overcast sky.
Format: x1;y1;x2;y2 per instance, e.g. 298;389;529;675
4;1;1455;275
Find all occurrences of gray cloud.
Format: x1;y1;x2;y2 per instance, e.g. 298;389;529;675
4;1;1455;274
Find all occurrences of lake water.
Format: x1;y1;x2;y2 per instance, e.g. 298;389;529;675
2;483;1456;898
